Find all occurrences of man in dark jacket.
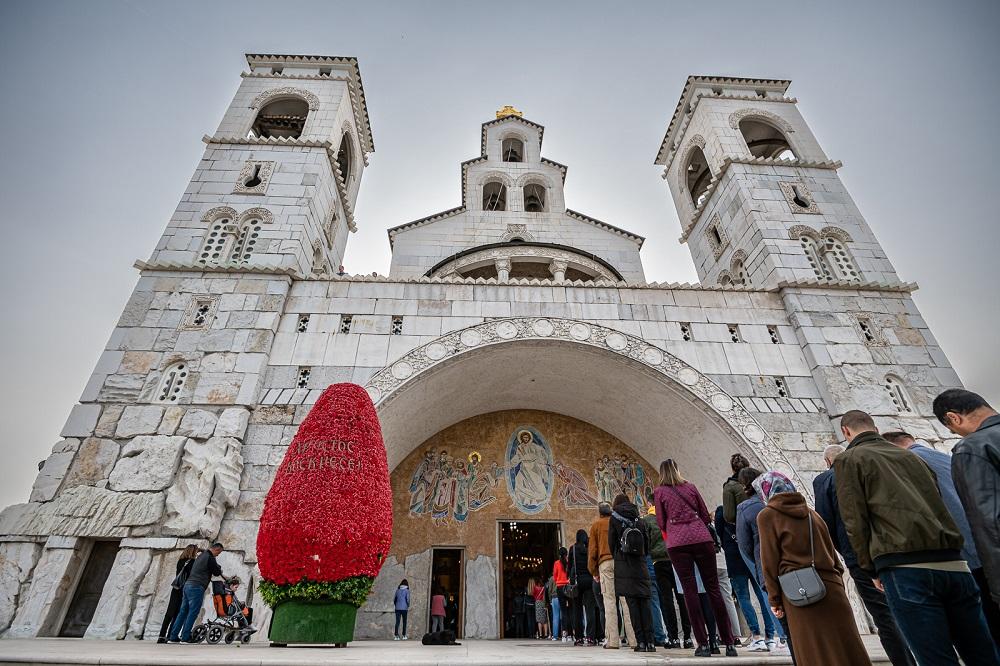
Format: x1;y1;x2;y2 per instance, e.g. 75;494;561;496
814;444;914;665
168;542;224;643
835;410;997;665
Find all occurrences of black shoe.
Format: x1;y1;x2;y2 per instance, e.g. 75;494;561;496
645;645;657;652
633;644;644;652
156;637;167;644
666;638;681;649
709;639;720;654
725;645;738;657
694;644;712;657
683;638;695;649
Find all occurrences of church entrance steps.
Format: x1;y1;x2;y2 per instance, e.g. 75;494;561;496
0;637;890;665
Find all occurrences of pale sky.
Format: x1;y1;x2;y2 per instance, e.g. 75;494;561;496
0;0;997;509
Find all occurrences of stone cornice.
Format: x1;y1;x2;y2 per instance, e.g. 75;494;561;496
134;259;299;278
776;278;918;293
677;157;844;243
565;209;645;246
655;75;792;166
386;206;467;244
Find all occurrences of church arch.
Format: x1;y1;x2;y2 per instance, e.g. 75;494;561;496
365;317;804;492
681;136;712;208
247;89;316;139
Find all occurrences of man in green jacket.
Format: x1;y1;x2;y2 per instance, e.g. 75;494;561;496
835;410;998;665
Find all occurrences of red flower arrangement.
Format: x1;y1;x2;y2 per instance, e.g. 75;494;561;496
256;383;392;608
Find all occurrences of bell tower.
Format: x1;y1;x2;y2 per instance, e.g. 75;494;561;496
145;53;374;277
655;77;898;288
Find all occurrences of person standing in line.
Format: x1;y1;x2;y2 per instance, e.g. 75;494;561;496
711;505;745;644
640;505;673;648
813;444;915;665
835;409;999;666
393;579;410;640
756;471;872;665
588;501;634;649
591;568;605;645
608;493;656;653
718;493;771;652
735;467;792;658
167;542;225;643
935;390;1000;626
553;547;573;641
569;529;596;645
722;454;750;527
157;544;199;644
528;577;549;639
884;429;1000;645
654;459;738;658
429;588;446;633
646;506;693;649
545;574;560;640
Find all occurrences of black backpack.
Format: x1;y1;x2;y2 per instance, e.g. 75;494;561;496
614;511;646;556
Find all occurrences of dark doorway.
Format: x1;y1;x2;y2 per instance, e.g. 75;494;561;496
430;548;464;638
499;521;561;638
58;540;120;637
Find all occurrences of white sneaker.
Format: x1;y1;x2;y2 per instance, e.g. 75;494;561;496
394;636;400;641
402;635;408;641
748;638;768;652
771;642;791;656
765;639;775;651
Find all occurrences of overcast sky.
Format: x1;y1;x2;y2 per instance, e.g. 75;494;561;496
0;0;997;509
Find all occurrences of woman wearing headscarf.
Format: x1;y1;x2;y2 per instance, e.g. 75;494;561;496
755;471;871;666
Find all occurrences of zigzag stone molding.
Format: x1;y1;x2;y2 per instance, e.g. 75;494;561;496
364;317;804;488
249;86;320;111
431;246;614;280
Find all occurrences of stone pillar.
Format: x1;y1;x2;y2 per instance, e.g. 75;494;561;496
84;547;153;639
549;259;568;282
0;540;44;634
495;257;511;282
7;536;87;638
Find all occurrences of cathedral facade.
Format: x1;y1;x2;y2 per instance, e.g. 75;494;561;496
0;54;962;641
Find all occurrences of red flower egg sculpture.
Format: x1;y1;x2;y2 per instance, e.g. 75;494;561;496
257;383;392;595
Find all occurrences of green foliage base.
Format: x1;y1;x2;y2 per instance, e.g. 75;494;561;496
259;576;374;609
268;600;358;645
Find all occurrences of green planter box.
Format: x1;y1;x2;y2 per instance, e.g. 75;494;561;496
268;600;357;647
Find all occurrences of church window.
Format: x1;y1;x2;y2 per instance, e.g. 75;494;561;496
233;219;262;264
705;216;728;258
727;324;742;343
339;315;353;334
156;361;188;403
337;132;354;184
248;97;308;139
483;181;507;211
199;218;236;265
523;184;546;212
502;138;524;163
391;316;404;335
187;299;215;329
296;314;310;333
739;118;796;160
680;323;692;342
719;274;732;286
732;258;748;286
822;237;860;281
857;317;876;344
799;234;832;279
774;377;788;398
296;366;311;389
885;375;914;413
685;146;712;208
767;326;781;345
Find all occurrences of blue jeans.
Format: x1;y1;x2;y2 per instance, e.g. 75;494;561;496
739;552;785;641
881;567;999;666
394;610;408;636
731;573;774;638
168;584;205;641
550;598;560;637
645;556;667;644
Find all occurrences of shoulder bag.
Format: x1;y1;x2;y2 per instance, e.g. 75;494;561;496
563;548;580;599
170;558;193;590
776;512;827;607
667;486;722;552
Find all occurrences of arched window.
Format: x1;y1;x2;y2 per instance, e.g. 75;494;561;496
684;146;711;208
199;217;237;265
739;119;796;160
483;181;507;211
732;258;748;286
248;97;309;139
799;234;832;279
822;237;860;281
523;184;546;212
884;375;914;413
336;132;354;183
233;218;262;265
156;361;188;404
719;273;733;286
502;138;523;163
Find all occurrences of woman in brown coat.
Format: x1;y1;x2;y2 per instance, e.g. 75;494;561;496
755;471;871;666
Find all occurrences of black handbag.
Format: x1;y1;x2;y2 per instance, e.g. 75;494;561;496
170;558;193;590
776;512;827;607
563;547;580;599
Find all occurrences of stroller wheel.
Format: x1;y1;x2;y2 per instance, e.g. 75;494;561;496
206;624;225;644
190;625;207;643
224;630;236;645
241;633;253;644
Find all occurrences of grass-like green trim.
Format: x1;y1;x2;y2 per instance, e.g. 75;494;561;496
259;576;375;609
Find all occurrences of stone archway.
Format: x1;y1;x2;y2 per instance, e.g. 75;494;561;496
364;317;802;490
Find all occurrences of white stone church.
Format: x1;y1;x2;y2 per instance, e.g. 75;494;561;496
0;53;962;642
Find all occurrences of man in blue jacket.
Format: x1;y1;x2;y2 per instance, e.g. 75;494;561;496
813;445;914;665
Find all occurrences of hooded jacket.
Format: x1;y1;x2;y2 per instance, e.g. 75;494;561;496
609;499;651;598
835;430;963;575
722;475;747;525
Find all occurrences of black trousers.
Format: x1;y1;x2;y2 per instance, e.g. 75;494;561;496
848;564;915;666
557;586;574;637
973;567;1000;647
624;596;654;647
591;579;605;641
653;560;692;641
572;586;597;640
158;588;183;638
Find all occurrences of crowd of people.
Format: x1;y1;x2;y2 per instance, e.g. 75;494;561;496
423;387;1000;663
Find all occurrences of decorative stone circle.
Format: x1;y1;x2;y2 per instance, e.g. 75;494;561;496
495;321;518;340
743;424;766;444
642;347;664;366
365;386;382;403
677;368;700;386
425;343;448;360
569;323;592;341
391;362;413;380
460;329;483;347
605;333;628;351
532;319;555;337
712;393;735;412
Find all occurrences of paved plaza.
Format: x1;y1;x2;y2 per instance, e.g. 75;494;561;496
0;636;889;665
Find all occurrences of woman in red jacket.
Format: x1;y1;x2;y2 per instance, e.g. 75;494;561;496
552;547;573;641
654;458;738;658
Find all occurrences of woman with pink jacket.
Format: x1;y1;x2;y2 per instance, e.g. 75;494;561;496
654;458;737;658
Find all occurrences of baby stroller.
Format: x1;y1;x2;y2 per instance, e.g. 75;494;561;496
190;577;256;645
